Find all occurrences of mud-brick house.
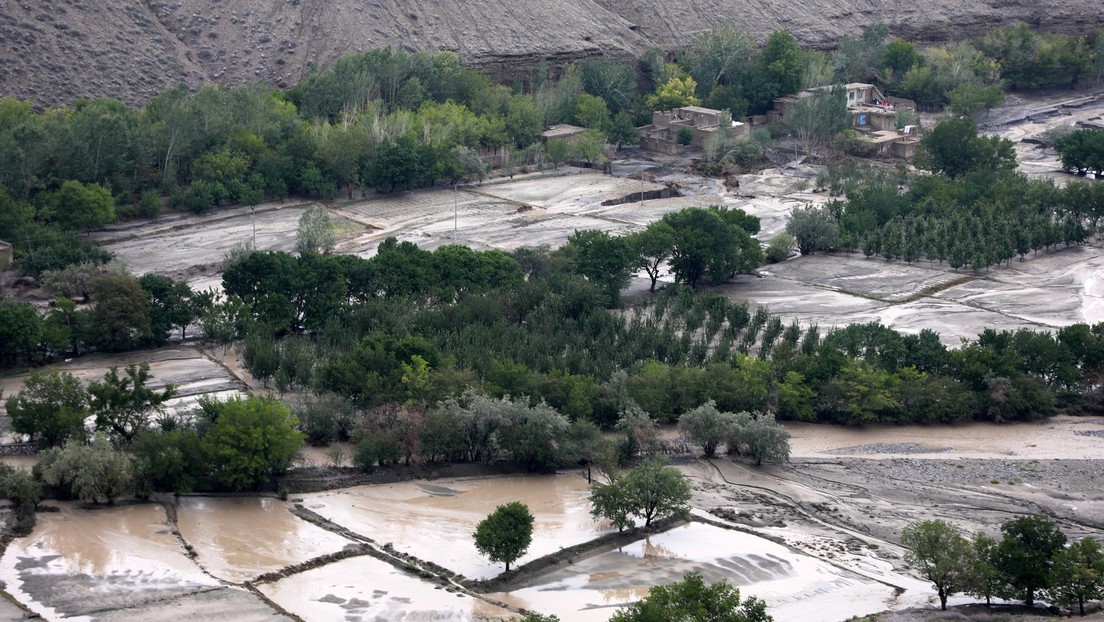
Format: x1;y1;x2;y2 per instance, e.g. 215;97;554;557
768;83;920;158
639;106;749;154
541;124;589;145
0;241;12;269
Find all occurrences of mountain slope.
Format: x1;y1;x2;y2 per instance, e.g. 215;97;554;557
0;0;1101;107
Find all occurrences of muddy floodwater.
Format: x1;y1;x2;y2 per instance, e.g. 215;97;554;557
174;496;355;582
489;521;917;622
0;503;283;621
259;554;515;621
301;474;604;580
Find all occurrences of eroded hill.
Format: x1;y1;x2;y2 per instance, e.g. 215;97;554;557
1;0;1102;107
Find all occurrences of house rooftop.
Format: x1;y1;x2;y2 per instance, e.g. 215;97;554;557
541;124;587;138
678;105;723;114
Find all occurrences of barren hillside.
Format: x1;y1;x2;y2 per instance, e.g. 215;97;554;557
1;0;1102;107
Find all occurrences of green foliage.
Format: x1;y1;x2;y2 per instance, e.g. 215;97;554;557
647;76;701;112
609;572;773;622
995;514;1068;606
918;117;1016;179
785;87;850;154
759;30;804;96
1055;129;1104;174
42;180;116;232
765;233;796;263
473;501;534;571
677;400;732;457
785;205;839;256
6;369;89;449
902;519;974;610
89;273;153;351
662;206;763;287
562;229;633;306
1047;537;1104;616
946;83;1004;116
88;362;177;443
296;205;336;255
38;433;134;504
591;458;692;528
200;396;305;491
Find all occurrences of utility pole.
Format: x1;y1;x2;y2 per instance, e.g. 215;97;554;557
250;206;256;249
640;168;644;205
454;184;458;232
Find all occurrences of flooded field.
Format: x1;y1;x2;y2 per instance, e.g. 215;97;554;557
300;474;604;580
259;554;515;621
0;503;285;621
489;521;915;622
0;346;246;443
2;410;1103;621
174;496;354;582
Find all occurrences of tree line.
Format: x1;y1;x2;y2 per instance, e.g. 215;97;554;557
786;117;1104;272
903;516;1103;615
2;21;1102;279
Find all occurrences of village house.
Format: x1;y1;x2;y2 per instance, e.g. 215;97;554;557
540;124;589;145
767;83;920;158
638;105;749;154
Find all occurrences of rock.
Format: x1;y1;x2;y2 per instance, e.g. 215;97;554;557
1;0;1102;107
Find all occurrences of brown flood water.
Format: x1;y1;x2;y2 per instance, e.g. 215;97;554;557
490;521;916;622
0;503;219;620
259;554;516;621
174;496;355;582
301;473;606;580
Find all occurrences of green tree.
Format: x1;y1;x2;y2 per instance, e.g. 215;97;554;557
6;369;89;449
1047;537;1104;616
88;362;178;444
662;206;762;287
630;222;675;292
296;204;336;255
742;413;791;466
946;83;1004;116
609;572;773;622
473;501;534;571
38;433;134;504
647;76;701;112
901;519;973;610
759;30;804;96
0;299;44;367
995;514;1068;606
967;532;1002;607
785;87;850;154
572;94;611;130
44;180;116;232
562;229;633;306
677;400;731;457
89;273;152;351
765;232;796;263
620;458;692;527
505;95;544;148
917;117;1016;179
139;274;196;341
201;396;304;491
785;205;839;256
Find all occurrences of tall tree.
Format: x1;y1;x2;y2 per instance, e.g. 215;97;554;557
5;369;89;449
88;362;177;443
995;514;1068;606
473;501;534;571
1047;537;1104;616
901;519;974;610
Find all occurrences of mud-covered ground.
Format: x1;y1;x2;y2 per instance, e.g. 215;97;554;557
3;91;1104;621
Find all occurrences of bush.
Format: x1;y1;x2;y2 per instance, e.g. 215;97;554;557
677;127;694;146
139;190;163;218
765;233;797;263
